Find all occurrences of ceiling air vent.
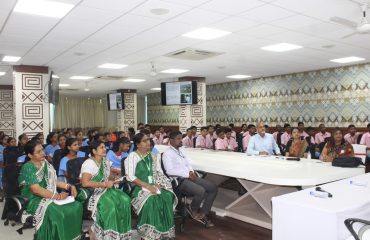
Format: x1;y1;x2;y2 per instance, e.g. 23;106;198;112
96;75;127;81
165;48;224;60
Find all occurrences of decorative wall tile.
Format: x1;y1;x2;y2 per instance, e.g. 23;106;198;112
118;93;137;132
148;63;370;128
0;89;14;137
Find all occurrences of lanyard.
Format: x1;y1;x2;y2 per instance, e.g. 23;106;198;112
170;146;185;158
136;151;152;174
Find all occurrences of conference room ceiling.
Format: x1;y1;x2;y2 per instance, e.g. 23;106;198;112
1;0;370;96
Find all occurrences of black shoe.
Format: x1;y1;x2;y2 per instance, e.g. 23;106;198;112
203;217;215;228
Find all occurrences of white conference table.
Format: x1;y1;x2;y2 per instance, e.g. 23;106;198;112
155;145;364;229
272;173;370;240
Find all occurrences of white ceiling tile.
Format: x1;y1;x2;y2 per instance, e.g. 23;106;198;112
209;16;261;32
200;0;267;15
271;15;326;31
129;0;192;20
161;0;211;7
172;8;228;26
81;0;146;13
236;23;285;38
238;4;297;23
0;0;17;28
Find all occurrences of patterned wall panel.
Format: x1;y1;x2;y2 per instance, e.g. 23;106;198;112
13;72;49;140
147;63;370;128
206;63;370;127
118;93;137;132
147;92;179;126
0;89;15;137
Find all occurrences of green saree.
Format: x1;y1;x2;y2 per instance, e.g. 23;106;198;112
81;158;132;239
18;160;83;240
130;153;177;240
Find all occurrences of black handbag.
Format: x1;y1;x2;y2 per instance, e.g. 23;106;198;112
332;156;363;168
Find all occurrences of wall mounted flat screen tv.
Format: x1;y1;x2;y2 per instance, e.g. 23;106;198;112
107;92;124;110
161;81;197;105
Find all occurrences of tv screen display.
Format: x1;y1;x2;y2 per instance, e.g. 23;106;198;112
107;92;124;110
49;71;59;105
161;81;197;105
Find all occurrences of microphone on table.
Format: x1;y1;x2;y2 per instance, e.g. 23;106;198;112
315;187;333;198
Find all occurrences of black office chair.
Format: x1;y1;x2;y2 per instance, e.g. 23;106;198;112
52;149;63;175
236;133;244;152
160;153;209;231
1;161;33;234
345;218;370;240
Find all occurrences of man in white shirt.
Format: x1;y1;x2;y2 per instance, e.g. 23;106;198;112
162;131;218;226
247;122;281;156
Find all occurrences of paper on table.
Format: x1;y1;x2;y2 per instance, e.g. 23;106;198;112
53;196;75;205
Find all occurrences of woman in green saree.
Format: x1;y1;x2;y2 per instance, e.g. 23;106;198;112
80;141;132;240
126;133;177;240
18;140;83;240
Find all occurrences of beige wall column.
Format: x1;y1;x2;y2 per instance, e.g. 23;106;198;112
13;65;50;139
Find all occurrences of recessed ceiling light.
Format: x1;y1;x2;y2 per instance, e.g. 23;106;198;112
84;88;90;92
226;75;252;79
182;27;231;40
14;0;74;18
330;56;365;63
261;43;303;52
0;72;6;76
70;76;93;80
2;56;21;62
150;87;161;91
98;63;128;69
59;83;70;87
123;78;146;83
150;8;169;15
52;74;59;79
160;69;189;74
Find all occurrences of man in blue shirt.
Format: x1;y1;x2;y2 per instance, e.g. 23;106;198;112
247;122;281;156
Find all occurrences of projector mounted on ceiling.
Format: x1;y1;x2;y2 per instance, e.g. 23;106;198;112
165;48;224;60
330;1;370;38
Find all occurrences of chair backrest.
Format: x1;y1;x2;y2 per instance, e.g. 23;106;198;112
3;146;22;165
79;146;90;156
192;137;197;148
52;149;63;173
352;144;367;163
2;163;22;196
357;134;363;144
212;139;217;150
66;157;86;186
121;156;128;176
236;133;244;152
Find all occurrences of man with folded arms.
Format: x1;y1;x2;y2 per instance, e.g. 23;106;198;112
247;122;281;156
163;131;218;227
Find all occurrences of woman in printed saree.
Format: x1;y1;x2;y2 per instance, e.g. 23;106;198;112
126;133;177;240
285;127;309;158
320;128;354;162
80;140;132;240
18;140;82;240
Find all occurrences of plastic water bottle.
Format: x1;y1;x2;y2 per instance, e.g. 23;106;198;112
310;191;330;198
307;152;311;160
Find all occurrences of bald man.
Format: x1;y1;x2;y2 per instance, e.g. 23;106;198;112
247;122;281;156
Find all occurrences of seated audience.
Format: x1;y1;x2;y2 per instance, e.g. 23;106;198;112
298;122;309;138
228;123;237;139
136;123;144;134
80;141;132;239
163;131;217;227
285;127;309;158
128;127;136;140
44;132;59;161
153;129;161;145
159;126;167;143
57;134;66;150
344;124;361;144
196;127;213;149
224;127;238;151
305;127;316;144
240;124;248;135
208;125;217;141
103;132;113;150
126;133;176;239
273;124;283;142
182;128;194;148
106;137;131;176
82;129;95;147
214;128;227;151
247;122;281;156
18;140;82;240
320;128;354;162
75;130;84;147
315;123;331;144
280;123;292;151
242;124;256;152
360;123;370;147
6;137;17;147
190;125;198;139
58;138;86;182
